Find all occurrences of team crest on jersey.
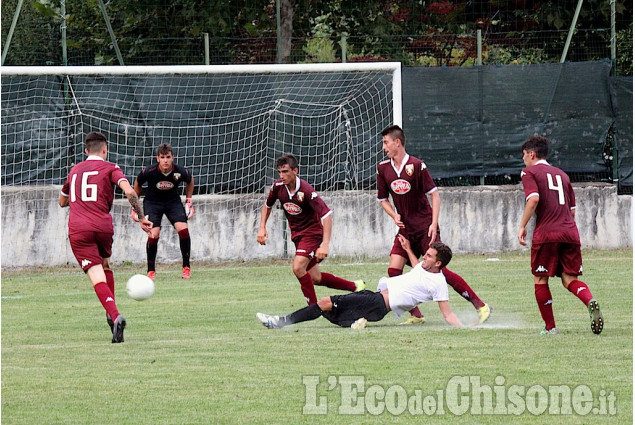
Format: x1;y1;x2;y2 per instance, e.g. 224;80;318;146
405;164;414;176
156;181;175;190
283;202;302;215
173;173;181;181
297;192;304;202
391;179;411;194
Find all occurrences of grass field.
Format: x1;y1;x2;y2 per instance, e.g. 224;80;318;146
2;249;632;424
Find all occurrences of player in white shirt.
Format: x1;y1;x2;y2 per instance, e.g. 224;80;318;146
256;238;463;329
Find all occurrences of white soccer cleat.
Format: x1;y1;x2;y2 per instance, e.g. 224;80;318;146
351;318;367;330
256;312;282;329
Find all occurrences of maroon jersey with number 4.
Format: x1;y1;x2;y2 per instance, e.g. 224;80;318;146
265;177;331;241
521;160;580;244
60;156;128;235
376;155;437;236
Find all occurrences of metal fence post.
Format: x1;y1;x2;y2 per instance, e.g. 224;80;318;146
341;32;347;63
1;0;25;66
204;33;210;65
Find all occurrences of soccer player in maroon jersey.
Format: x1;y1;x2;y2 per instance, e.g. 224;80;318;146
59;131;152;343
518;134;603;335
133;143;194;280
377;125;491;325
257;154;365;305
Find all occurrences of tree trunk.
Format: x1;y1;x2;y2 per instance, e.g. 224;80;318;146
279;0;295;63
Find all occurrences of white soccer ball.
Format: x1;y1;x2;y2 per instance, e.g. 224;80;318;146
126;274;155;301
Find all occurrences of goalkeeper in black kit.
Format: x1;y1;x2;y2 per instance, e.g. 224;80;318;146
133;143;194;280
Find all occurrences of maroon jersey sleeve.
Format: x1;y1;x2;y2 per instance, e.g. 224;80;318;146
418;163;437;195
306;189;331;220
265;182;281;208
376;160;390;201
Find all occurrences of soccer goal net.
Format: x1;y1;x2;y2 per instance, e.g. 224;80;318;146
1;63;401;267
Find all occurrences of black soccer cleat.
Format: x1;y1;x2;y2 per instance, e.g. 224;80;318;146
588;299;603;335
111;315;126;343
106;314;114;334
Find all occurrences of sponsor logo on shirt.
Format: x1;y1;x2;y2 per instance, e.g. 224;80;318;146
405;164;414;176
156;181;175;190
391;179;411;194
310;192;318;200
283;202;302;215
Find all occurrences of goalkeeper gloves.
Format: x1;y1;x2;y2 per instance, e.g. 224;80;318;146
185;198;194;219
131;207;140;222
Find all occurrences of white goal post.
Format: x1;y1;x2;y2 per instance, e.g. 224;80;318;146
1;62;402;267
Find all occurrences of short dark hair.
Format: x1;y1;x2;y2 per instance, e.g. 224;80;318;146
85;131;107;154
276;153;299;170
521;134;549;159
381;125;406;146
430;242;452;269
157;143;173;156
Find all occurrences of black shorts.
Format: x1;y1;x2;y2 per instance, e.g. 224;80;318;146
144;199;187;228
321;290;389;327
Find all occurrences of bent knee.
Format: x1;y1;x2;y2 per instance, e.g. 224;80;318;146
317;297;332;311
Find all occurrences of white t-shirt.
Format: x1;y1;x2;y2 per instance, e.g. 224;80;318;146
376;262;449;318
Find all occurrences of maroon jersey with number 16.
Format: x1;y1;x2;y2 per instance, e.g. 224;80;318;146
520;160;580;245
376;154;437;236
60;156;128;235
265;177;331;241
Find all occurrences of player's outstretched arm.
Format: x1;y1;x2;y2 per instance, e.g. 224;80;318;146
257;204;272;245
518;196;539;246
316;214;332;260
380;199;404;229
185;176;195;198
427;190;440;245
397;234;420;267
120;180;152;234
437;300;463;327
58;193;69;208
184;176;195;219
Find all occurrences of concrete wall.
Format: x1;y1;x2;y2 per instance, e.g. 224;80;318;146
1;183;631;268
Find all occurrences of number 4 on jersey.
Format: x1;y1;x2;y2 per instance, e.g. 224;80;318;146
546;173;565;205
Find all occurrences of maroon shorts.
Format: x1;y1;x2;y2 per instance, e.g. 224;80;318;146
390;231;441;264
530;242;583;277
69;231;113;272
293;234;323;260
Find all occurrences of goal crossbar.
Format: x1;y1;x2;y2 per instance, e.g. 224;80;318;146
1;63;402;126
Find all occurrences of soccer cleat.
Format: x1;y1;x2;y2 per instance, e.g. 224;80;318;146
111;315;126;343
477;303;492;324
354;280;366;292
588;299;603;335
539;327;559;335
351;318;367;330
147;271;156;280
106;313;114;333
399;316;425;325
182;266;191;279
256;312;283;329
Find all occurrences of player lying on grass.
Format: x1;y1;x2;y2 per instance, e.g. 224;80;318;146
257;240;464;330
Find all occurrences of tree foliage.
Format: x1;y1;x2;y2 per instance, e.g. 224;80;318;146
1;0;631;72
